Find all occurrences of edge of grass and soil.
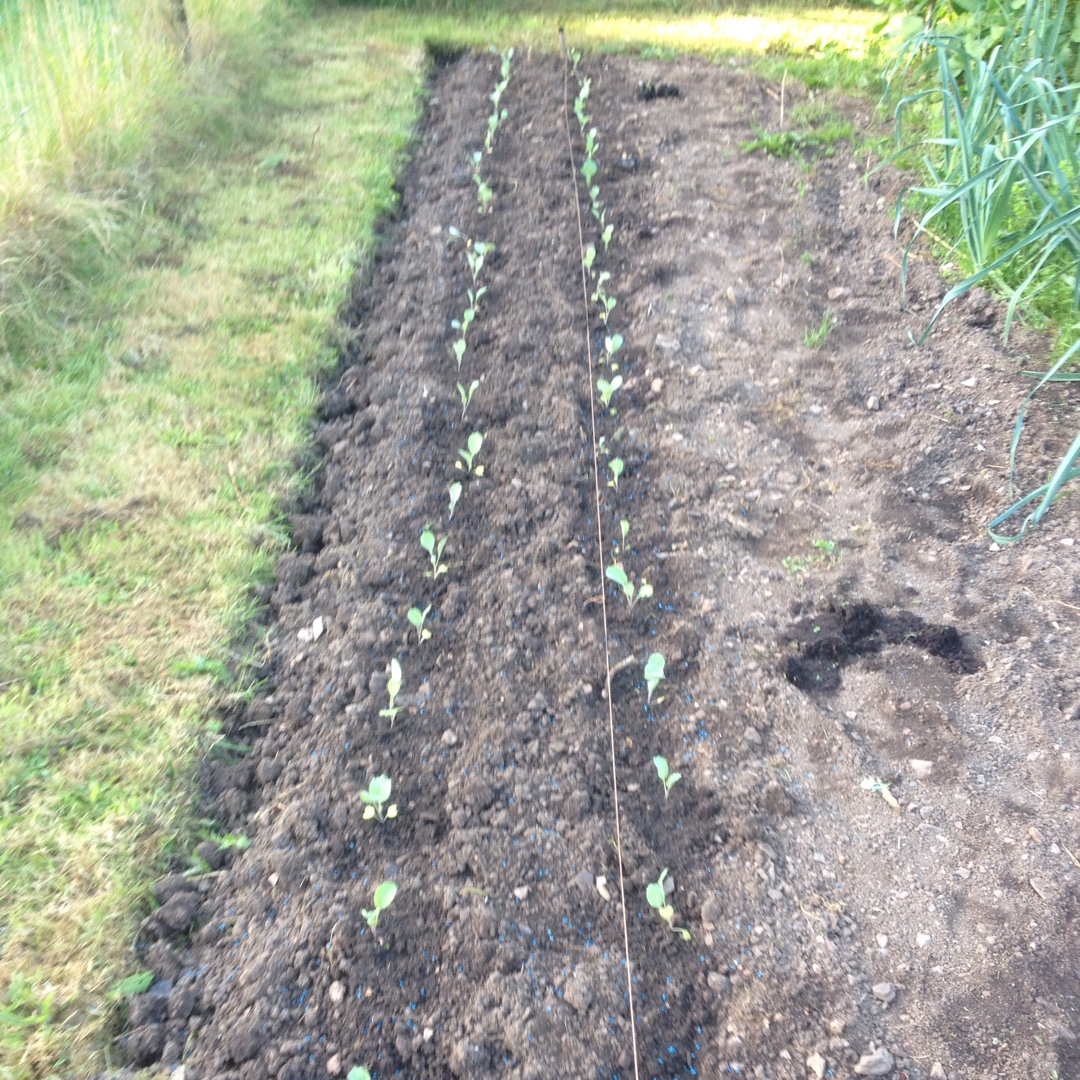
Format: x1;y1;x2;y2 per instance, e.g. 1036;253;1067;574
8;0;1070;1074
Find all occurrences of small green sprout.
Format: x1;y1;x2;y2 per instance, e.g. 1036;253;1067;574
362;880;398;931
581;156;598;185
602;223;614;250
608;457;624;489
590;185;604;222
646;868;691;941
804;308;835;349
597;375;623;408
347;1068;372;1080
452;338;467;367
618;518;630;552
457;431;484;476
472;152;493;213
421;529;448;579
485;107;508;152
585;127;598;156
466;241;493;284
500;46;514;80
379;658;403;725
407;604;431;645
606;561;653;608
604;333;624;364
361;774;398;822
457;379;479;420
653;755;681;799
448;481;462;521
644;652;666;702
583;244;596;275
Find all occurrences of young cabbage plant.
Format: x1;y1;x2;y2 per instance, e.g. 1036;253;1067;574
652;755;681;799
585;126;598;157
452;338;467;368
607;457;624;490
421;529;448;580
456;431;484;476
644;651;666;702
602;223;614;250
466;241;493;284
500;46;514;80
597;374;623;408
581;156;598;186
360;774;398;822
485;107;508;152
604;333;624;366
583;243;596;276
617;518;630;553
448;481;463;521
407;604;431;645
347;1068;372;1080
606;561;653;608
457;379;479;420
379;658;403;725
362;880;398;932
472;152;493;213
646;869;691;941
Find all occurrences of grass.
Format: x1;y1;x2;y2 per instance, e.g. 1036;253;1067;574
0;1;885;1075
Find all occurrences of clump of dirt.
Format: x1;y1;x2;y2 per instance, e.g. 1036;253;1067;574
782;599;980;692
118;49;1079;1080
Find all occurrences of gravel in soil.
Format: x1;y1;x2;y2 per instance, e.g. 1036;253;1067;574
123;52;1079;1080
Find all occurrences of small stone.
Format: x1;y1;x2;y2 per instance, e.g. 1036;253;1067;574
956;866;971;879
326;1053;341;1075
564;973;593;1012
701;898;723;928
527;692;548;713
441;729;458;747
872;982;896;1004
828;1018;845;1036
650;377;664;394
915;933;932;948
574;870;594;892
827;286;852;301
328;981;345;1005
1028;827;1044;844
743;725;762;746
423;1028;434;1042
854;1046;895;1075
513;886;529;901
707;971;731;993
908;759;934;779
596;876;612;902
866;394;881;411
877;934;889;949
930;1063;948;1080
806;1051;827;1078
662;872;675;896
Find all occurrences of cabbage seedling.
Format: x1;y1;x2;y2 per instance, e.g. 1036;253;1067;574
606;561;653;608
466;242;493;284
407;604;431;645
448;481;462;521
457;379;479;420
608;457;624;489
644;652;666;702
617;518;629;552
379;658;403;725
347;1068;371;1080
452;338;466;367
652;755;680;799
604;333;624;365
581;156;598;185
485;107;508;152
646;869;690;940
583;244;596;275
421;529;448;580
456;431;484;476
585;126;598;157
363;880;398;931
472;152;493;213
602;223;614;250
597;375;622;407
361;774;398;822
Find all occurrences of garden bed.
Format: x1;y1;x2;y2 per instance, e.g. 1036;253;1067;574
125;50;1079;1080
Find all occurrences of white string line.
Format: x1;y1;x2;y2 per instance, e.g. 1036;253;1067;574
558;32;642;1080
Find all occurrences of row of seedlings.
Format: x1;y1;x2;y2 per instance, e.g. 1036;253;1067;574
569;51;694;949
344;47;515;1080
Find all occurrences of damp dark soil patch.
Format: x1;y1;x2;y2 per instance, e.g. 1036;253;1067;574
120;50;1080;1080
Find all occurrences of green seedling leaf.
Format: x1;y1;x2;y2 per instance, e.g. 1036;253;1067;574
456;431;484;476
448;481;463;521
653;753;681;798
360;774;398;822
619;519;630;549
608;457;624;489
597;375;623;407
646;868;691;940
453;338;467;368
407;604;432;645
604;333;624;358
644;652;666;703
605;561;633;604
379;658;404;724
362;879;398;931
457;379;479;420
602;223;614;250
347;1068;372;1080
583;244;596;274
420;529;448;579
581;157;598;185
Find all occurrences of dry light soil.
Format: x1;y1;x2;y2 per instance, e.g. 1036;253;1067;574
120;51;1080;1080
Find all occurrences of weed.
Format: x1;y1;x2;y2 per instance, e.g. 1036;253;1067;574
782;538;839;575
606;561;653;608
421;529;448;580
362;880;397;931
457;379;479;420
646;868;691;940
360;775;398;823
457;431;485;476
652;755;681;798
803;308;835;348
379;659;404;725
644;652;666;702
407;605;431;645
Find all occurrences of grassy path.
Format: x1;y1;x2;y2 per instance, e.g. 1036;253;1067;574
0;4;877;1074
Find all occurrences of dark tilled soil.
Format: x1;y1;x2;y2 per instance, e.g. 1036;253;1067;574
125;52;1080;1080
